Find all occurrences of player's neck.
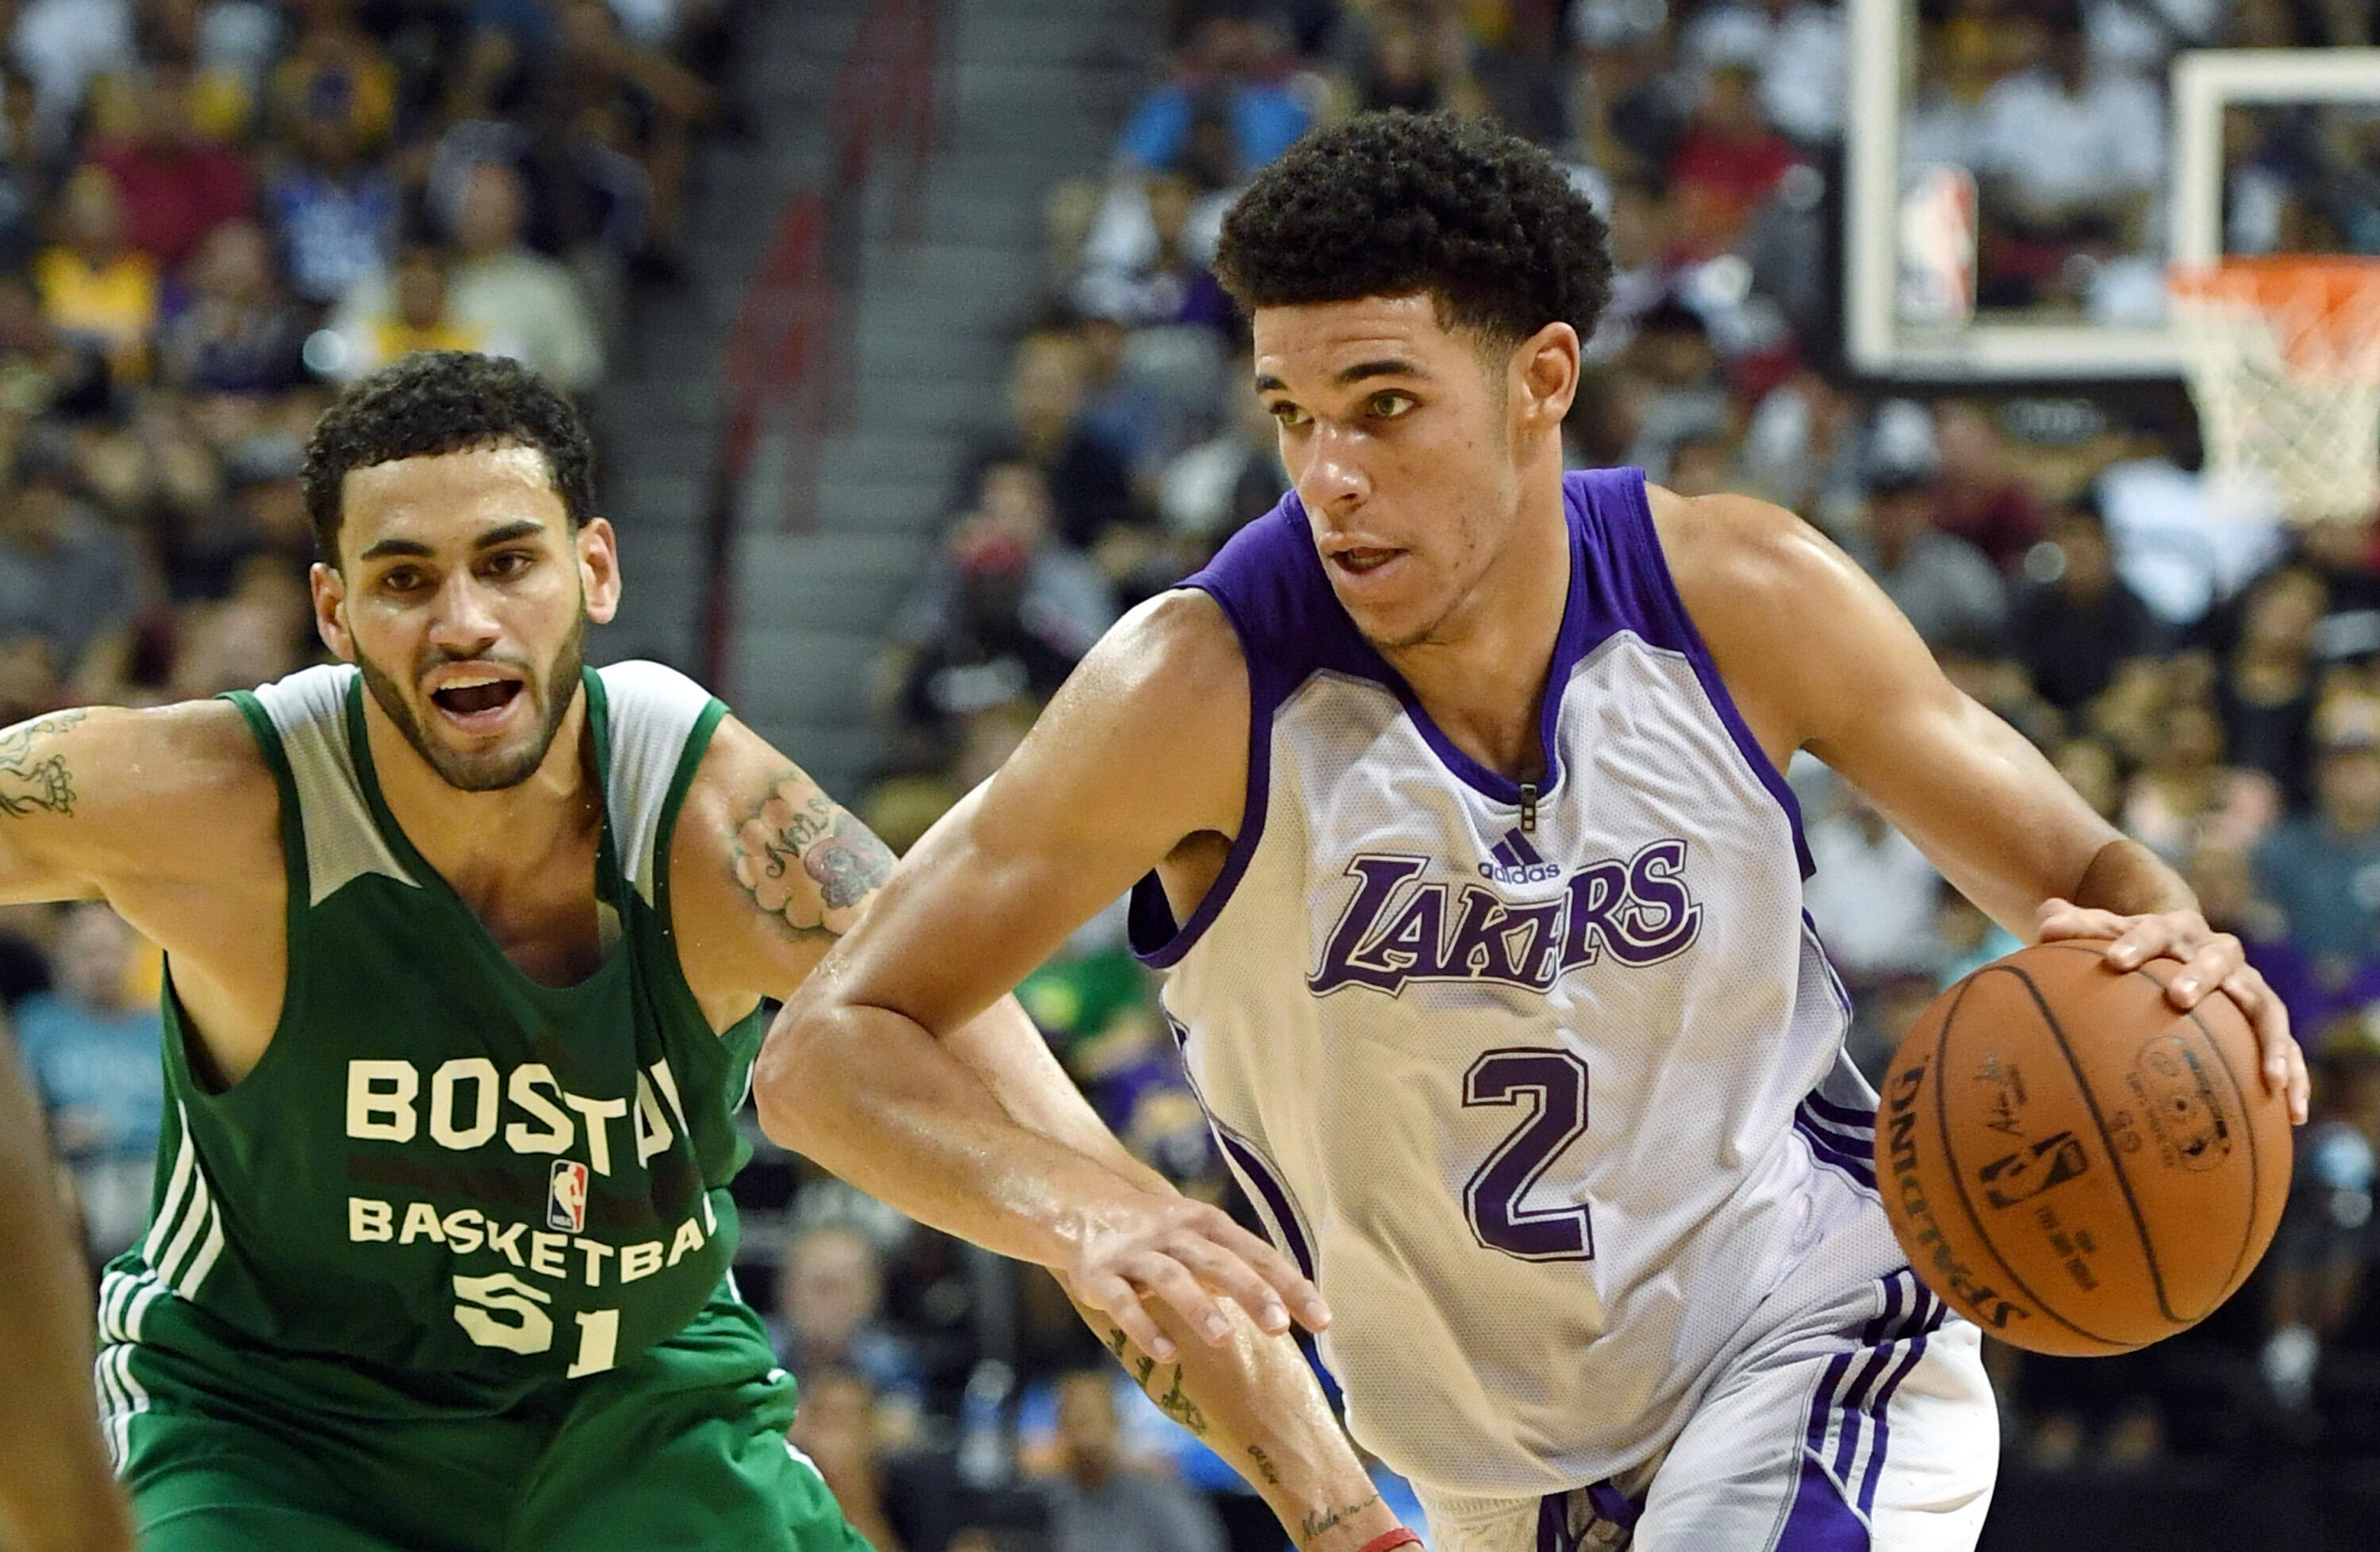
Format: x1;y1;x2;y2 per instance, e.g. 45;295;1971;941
1375;475;1572;782
363;686;603;889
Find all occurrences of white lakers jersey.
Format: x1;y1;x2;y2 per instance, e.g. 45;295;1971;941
1129;468;1907;1498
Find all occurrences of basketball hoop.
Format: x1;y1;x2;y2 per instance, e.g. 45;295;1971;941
2171;256;2380;524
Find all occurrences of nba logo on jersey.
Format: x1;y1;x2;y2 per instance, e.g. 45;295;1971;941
547;1160;589;1232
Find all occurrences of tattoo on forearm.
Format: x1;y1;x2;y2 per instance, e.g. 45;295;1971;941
1155;1364;1208;1435
1104;1323;1208;1435
1246;1444;1283;1488
731;775;894;939
1105;1324;1157;1387
0;710;83;817
1299;1495;1382;1542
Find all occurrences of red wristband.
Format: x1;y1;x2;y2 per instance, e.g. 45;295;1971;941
1355;1532;1422;1552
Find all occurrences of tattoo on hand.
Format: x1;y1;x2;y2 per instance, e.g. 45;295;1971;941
1246;1444;1282;1488
1299;1496;1381;1542
0;709;83;817
731;776;894;939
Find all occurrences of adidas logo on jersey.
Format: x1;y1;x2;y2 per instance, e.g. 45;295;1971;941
1310;836;1703;997
1477;828;1562;885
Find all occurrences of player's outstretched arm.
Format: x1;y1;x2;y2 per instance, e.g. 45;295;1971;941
0;1035;133;1552
0;700;260;909
1664;486;2306;1119
736;594;1413;1548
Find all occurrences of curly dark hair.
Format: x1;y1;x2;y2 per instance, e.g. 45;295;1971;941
301;352;595;564
1214;111;1614;349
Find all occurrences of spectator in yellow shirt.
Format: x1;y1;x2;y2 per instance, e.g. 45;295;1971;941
33;164;158;382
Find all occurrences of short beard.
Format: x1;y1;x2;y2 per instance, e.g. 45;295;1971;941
355;613;586;793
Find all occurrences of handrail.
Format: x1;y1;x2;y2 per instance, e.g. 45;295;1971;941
699;0;942;691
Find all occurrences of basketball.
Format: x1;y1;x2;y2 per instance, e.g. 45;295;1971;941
1874;940;2293;1357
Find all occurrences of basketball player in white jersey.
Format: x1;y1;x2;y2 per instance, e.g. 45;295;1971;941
760;112;2310;1550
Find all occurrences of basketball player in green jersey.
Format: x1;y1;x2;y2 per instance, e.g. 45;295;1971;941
0;1035;132;1552
0;352;1408;1551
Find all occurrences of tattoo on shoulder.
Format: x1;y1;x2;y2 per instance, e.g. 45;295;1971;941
0;709;86;817
730;774;894;940
1299;1496;1381;1543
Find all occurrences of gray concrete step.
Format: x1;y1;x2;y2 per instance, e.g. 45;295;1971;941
817;429;969;490
730;628;881;724
735;529;930;635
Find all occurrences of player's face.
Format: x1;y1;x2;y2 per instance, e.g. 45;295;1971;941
312;444;620;792
1253;294;1533;651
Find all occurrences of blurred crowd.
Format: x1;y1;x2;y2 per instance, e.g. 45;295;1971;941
15;0;2380;1547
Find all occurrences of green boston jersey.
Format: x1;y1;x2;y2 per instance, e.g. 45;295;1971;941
97;660;766;1412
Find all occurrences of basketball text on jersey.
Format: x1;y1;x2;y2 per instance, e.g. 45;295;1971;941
1309;836;1702;997
339;1052;719;1337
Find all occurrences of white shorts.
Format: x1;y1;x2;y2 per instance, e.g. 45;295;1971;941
1413;1266;1998;1552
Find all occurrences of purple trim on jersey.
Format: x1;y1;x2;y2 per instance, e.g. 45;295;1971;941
1129;494;1379;967
1214;1128;1317;1285
1586;1481;1644;1529
1802;912;1857;1026
1775;1453;1870;1552
1803;1091;1878;1130
1537;1492;1571;1552
1833;1278;1906;1481
1131;468;1814;966
1796;1108;1879;1191
1860;1331;1932;1516
1593;470;1815;879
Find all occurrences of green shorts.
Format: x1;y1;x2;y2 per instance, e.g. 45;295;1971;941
103;1286;873;1552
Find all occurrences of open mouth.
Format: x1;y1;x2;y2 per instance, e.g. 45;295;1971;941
443;681;531;719
428;674;525;725
1329;546;1405;578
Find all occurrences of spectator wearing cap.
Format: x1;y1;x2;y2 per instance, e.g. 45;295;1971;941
2255;697;2380;1030
1841;470;2007;655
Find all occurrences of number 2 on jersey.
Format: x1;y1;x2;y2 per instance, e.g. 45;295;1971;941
1462;1048;1594;1262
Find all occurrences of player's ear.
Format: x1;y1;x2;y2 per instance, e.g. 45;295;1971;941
578;517;620;624
310;561;355;662
1512;321;1580;432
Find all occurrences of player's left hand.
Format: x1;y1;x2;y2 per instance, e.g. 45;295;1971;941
2036;899;2309;1125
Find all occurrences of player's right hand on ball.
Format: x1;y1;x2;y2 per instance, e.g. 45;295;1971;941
1065;1187;1330;1362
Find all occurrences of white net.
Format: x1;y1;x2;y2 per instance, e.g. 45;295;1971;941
2171;258;2380;524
